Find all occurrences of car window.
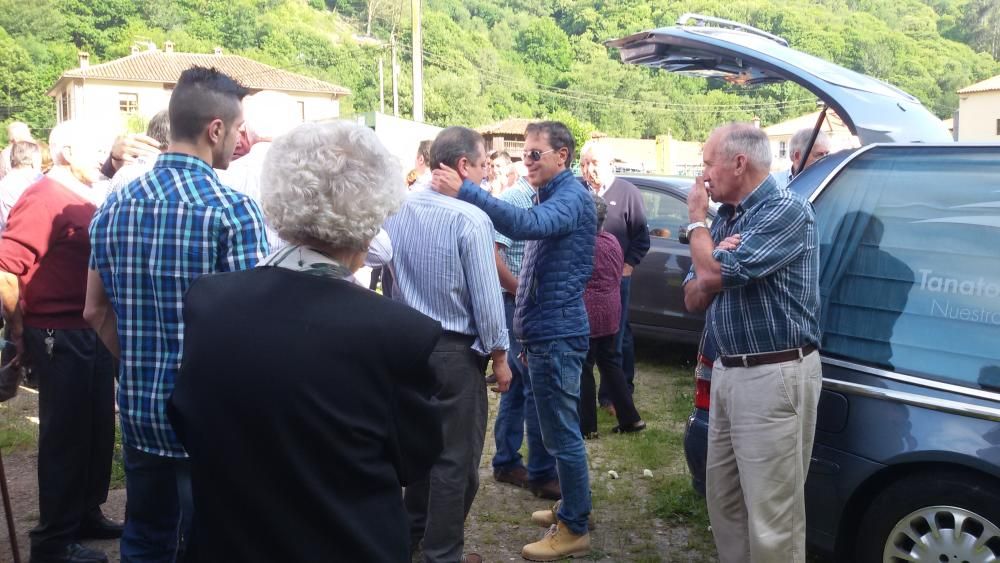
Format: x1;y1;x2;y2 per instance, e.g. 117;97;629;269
814;146;1000;392
640;188;688;241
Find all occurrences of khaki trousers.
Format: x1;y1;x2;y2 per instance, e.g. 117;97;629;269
706;350;822;563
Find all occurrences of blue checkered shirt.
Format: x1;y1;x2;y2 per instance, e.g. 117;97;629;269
494;178;535;279
685;176;820;356
89;153;269;457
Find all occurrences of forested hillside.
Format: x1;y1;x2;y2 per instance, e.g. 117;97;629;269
1;0;997;142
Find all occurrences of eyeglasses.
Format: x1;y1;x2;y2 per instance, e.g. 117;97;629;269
522;148;556;162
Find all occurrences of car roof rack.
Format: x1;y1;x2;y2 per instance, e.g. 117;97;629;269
675;13;789;47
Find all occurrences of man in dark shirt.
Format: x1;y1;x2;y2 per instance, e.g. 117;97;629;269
580;141;650;401
683;123;821;563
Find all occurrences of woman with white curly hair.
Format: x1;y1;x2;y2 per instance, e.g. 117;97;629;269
170;120;445;562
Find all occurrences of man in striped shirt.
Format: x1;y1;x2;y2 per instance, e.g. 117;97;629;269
683;123;820;563
85;67;269;561
387;126;510;563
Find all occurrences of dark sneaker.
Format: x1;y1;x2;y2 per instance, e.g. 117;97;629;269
528;478;562;501
30;543;108;563
611;420;647;434
494;465;530;488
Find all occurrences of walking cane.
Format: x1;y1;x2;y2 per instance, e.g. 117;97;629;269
0;449;20;563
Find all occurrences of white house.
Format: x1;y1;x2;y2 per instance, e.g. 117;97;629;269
762;110;858;172
48;42;350;132
956;74;1000;142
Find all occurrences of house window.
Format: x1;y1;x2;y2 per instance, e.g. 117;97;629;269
297;101;306;122
119;93;139;113
779;141;787;159
60;93;71;121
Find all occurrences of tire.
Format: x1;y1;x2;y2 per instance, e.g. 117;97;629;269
855;470;1000;563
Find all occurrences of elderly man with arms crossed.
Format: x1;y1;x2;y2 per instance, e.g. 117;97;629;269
433;121;596;561
683;123;821;563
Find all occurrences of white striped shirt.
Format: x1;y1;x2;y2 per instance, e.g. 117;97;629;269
385;189;508;354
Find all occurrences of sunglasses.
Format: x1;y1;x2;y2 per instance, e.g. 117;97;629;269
522;148;557;162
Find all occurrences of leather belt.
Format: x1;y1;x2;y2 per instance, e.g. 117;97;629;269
719;343;817;368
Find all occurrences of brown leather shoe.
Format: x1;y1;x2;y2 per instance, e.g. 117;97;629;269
494;465;530;488
462;554;483;563
528;478;562;501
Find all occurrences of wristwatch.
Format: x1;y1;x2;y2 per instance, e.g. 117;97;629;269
686;221;709;234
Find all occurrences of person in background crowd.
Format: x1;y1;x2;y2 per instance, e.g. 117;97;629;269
684;123;821;563
100;132;161;181
218;90;299;250
409;139;433;191
0;119;119;563
490;148;560;502
0;140;42;231
169;120;444;563
778;128;830;187
579;193;645;439
109;110;171;194
0;121;34;180
432;121;596;561
579;141;650;410
488;151;516;196
388;126;511;563
86;66;269;562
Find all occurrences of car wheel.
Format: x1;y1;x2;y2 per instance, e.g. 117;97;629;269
855;471;1000;563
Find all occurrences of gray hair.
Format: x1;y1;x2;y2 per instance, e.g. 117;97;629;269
714;123;771;171
525;121;575;163
243;90;297;141
789;128;829;159
6;121;30;143
580;139;614;162
146;110;171;149
10;141;40;169
430;127;484;170
261;120;405;250
592;193;608;230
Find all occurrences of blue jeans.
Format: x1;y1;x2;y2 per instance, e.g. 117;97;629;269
492;296;556;482
120;446;193;563
600;275;636;403
524;336;591;535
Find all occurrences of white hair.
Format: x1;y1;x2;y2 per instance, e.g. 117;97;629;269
7;122;31;143
789;128;830;159
243;91;298;141
714;123;772;170
48;120;92;166
580;139;614;162
261;121;405;250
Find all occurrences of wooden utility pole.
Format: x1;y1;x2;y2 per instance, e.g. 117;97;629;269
378;55;385;114
411;0;424;122
391;35;400;117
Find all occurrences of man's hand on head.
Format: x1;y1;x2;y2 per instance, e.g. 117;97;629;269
430;164;463;198
687;175;710;223
110;134;161;171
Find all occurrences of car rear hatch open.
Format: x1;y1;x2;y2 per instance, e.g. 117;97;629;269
606;14;952;145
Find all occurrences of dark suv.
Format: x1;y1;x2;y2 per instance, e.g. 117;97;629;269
610;14;1000;563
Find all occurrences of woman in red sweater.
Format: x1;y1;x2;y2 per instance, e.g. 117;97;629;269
579;194;645;437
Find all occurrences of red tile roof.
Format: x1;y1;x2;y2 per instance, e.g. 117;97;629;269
52;51;349;96
476;117;536;136
958;74;1000;95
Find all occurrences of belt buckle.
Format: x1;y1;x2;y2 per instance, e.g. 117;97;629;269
741;354;749;368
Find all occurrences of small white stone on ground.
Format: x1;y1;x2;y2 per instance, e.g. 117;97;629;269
643;469;654;478
608;470;619;479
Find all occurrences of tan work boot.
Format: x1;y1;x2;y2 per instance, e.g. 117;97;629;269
531;501;594;530
522;521;590;561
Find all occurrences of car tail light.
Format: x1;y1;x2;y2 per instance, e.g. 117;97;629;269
694;353;712;410
694;376;711;410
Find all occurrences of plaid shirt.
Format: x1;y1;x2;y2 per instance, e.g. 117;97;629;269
686;176;820;356
494;178;534;279
89;153;269;457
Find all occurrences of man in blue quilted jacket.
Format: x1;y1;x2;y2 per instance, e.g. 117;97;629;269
433;121;596;561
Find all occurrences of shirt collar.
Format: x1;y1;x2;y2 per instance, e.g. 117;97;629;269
153;152;219;181
717;175;778;219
